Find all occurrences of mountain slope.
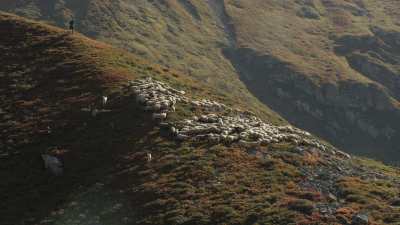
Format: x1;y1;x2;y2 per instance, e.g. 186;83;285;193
0;11;282;224
222;0;400;164
1;12;400;225
2;0;400;163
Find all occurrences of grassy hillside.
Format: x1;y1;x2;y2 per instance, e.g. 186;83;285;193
0;11;281;224
1;12;400;225
2;0;400;163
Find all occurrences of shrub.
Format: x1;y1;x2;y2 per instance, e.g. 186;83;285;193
211;205;240;223
287;199;315;215
345;194;368;204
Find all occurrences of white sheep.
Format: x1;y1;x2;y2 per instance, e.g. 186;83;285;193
160;101;169;109
136;94;149;104
147;153;152;162
170;126;177;135
261;139;271;145
133;89;141;95
208;135;221;143
152;113;167;120
102;96;108;106
146;100;156;106
153;103;161;112
227;135;238;143
176;133;190;141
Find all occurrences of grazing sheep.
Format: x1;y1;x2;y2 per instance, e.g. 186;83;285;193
176;133;190;141
261;139;271;145
160;101;169;109
136;94;148;104
170;126;177;135
41;154;63;176
133;89;141;95
102;96;108;106
199;115;208;123
153;103;161;112
146;100;156;106
147;153;152;162
152;113;167;120
128;78;339;157
335;150;351;159
224;135;237;144
208;135;220;143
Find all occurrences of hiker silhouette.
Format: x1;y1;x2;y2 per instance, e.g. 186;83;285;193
69;19;74;34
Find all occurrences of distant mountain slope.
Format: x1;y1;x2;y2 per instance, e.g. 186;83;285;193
2;0;400;163
1;12;400;225
223;0;400;163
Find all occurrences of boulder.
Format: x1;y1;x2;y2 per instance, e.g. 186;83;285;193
327;193;337;202
351;213;369;225
41;154;63;176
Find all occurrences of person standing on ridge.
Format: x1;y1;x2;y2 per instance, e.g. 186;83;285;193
69;19;74;34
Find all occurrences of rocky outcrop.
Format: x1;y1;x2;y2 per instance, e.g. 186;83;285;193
177;0;201;21
335;28;400;101
206;0;236;46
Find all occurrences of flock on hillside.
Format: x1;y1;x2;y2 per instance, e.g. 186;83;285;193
40;77;352;177
127;77;351;159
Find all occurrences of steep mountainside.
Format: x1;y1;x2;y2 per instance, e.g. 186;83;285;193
223;0;400;164
2;0;399;163
1;12;400;225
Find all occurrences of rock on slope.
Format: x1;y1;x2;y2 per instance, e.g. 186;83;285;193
2;0;400;163
1;12;400;225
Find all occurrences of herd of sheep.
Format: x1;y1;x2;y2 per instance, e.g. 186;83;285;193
170;114;318;147
129;78;351;159
128;78;187;120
